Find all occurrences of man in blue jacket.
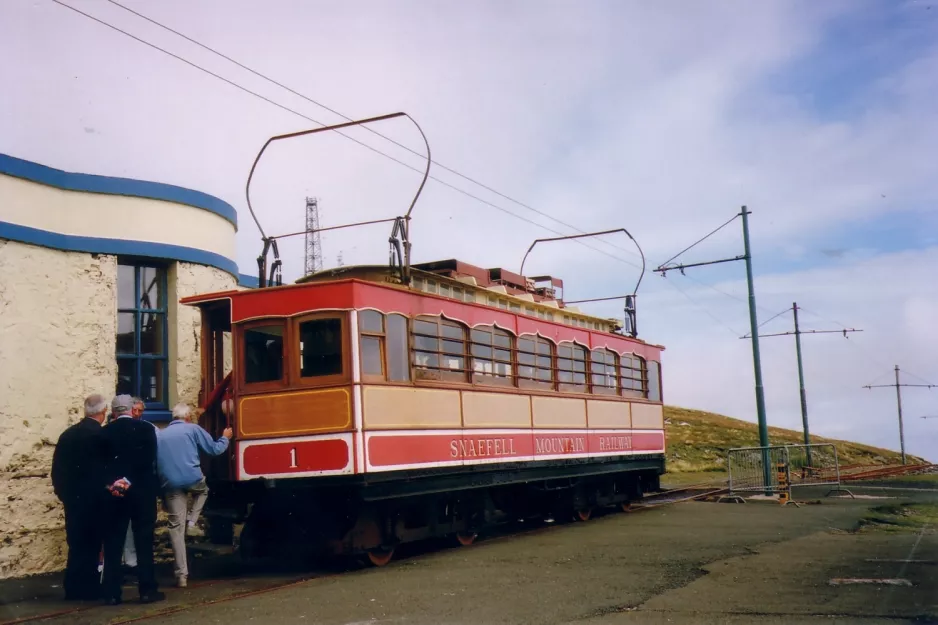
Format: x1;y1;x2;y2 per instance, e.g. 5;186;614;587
157;403;232;588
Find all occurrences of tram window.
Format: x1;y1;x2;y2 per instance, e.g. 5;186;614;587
470;325;513;386
386;314;410;382
426;280;438;294
244;324;284;384
299;318;342;378
452;287;463;300
464;291;476;303
359;311;385;378
411;316;467;382
440;284;451;298
647;360;661;402
360;310;383;334
619;354;646;398
518;336;554;390
590;348;618;395
557;343;587;392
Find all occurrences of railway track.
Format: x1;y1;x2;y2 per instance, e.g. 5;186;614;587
2;483;717;625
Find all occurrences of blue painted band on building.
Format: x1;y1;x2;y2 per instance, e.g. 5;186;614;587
238;273;260;288
0;153;238;230
0;220;240;278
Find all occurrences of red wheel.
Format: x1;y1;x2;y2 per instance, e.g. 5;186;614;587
575;508;592;522
366;548;394;567
620;502;633;513
456;532;477;546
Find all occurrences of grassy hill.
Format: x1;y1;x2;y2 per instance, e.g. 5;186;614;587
664;405;926;473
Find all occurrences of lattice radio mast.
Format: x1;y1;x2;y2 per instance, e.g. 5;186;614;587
304;197;323;275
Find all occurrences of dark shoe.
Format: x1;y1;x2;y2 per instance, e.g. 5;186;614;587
139;591;166;604
104;597;122;606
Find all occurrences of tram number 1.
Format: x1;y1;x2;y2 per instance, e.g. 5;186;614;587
289;447;298;469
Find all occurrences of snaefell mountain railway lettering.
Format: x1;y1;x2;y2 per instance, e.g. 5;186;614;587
598;435;632;451
450;437;518;459
534;436;586;455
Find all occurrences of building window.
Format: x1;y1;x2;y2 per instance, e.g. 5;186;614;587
411;315;467;382
518;335;553;390
590;348;618;395
116;263;168;408
619;354;646;398
470;325;514;386
243;323;284;384
557;342;588;392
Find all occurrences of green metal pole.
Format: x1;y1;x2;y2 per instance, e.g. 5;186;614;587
895;365;906;465
792;302;812;470
741;207;771;491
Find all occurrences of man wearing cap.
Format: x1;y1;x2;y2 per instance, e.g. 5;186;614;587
101;395;164;605
121;397;158;577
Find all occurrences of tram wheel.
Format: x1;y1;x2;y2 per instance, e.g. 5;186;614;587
455;532;477;546
619;502;633;513
575;508;593;522
366;548;394;567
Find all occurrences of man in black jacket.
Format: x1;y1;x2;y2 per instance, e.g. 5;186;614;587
100;394;165;605
51;394;112;601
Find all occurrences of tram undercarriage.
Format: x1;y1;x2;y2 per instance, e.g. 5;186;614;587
203;457;664;566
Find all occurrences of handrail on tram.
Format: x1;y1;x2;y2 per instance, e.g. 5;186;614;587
519;228;645;338
245;112;431;288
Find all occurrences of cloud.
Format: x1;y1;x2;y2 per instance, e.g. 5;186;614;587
1;0;936;458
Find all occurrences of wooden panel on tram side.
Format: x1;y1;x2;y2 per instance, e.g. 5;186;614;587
531;396;587;428
462;391;531;428
361;386;461;429
238;388;351;438
631;402;665;429
586;399;631;429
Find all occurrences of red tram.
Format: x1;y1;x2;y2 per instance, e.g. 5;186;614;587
187;259;665;565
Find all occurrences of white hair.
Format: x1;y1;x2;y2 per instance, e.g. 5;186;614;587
84;394;108;417
131;396;145;407
172;403;191;420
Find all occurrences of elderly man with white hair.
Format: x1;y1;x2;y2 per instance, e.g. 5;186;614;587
157;402;232;588
51;394;115;601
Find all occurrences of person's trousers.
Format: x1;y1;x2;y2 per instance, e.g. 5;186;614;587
123;526;137;567
163;478;209;578
102;491;158;600
63;502;103;600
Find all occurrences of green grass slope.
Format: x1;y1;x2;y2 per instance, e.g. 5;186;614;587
664;405;927;473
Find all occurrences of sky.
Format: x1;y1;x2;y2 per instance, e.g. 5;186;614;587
2;0;937;460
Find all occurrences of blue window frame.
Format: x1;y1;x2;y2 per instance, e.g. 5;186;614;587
116;262;169;418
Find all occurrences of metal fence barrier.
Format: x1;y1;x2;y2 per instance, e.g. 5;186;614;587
725;443;853;504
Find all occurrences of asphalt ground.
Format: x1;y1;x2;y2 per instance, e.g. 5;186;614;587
1;484;936;625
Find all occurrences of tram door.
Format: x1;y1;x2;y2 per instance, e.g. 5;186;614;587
198;302;234;482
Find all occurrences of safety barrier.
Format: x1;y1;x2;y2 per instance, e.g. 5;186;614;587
725;443;853;504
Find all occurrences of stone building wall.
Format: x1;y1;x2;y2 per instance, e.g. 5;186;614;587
0;242;118;578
